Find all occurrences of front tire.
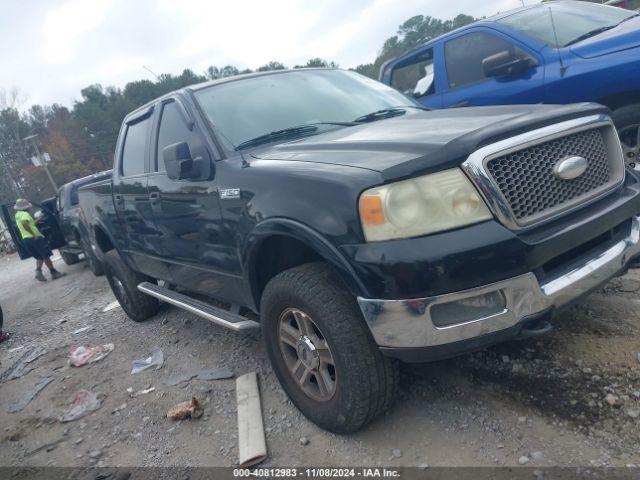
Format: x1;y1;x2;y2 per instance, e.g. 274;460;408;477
261;263;399;433
103;250;159;322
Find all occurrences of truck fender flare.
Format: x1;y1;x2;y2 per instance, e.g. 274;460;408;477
243;218;370;302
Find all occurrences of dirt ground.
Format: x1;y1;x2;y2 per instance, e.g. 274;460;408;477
0;251;639;468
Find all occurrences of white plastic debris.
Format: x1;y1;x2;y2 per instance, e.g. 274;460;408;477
60;389;103;422
131;347;164;374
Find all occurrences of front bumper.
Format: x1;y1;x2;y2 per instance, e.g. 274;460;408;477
357;216;640;355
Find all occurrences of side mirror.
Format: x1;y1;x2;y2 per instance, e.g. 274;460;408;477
163;142;203;180
482;50;536;78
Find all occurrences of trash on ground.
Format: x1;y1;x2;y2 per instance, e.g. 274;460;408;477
236;372;267;468
0;331;10;343
60;389;104;422
102;300;120;312
72;326;91;335
26;437;67;456
167;397;203;420
165;371;198;386
127;386;155;398
196;367;233;381
0;346;46;382
68;344;114;367
112;402;127;414
8;345;24;353
131;347;164;374
8;377;53;413
165;367;233;386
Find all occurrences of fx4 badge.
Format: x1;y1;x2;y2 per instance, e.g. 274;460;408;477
220;188;241;199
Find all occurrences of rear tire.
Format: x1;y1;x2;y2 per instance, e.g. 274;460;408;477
60;249;80;265
261;262;399;433
80;236;104;276
103;250;159;322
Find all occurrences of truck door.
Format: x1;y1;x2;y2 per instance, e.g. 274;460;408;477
146;97;237;300
0;199;66;260
440;28;545;107
112;107;170;280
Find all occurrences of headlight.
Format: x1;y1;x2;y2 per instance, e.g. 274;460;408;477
359;168;492;242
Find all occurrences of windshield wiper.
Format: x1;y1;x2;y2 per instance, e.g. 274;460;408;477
235;122;356;150
353;108;407;123
353;105;429;123
564;25;616;47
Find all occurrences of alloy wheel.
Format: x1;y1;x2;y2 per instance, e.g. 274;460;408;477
277;308;337;402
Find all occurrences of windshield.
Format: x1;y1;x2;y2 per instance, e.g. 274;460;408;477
193;70;417;148
498;1;637;47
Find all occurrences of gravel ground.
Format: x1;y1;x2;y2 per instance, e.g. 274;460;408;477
0;252;639;468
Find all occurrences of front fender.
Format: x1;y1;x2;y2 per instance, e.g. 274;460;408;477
243;218;370;302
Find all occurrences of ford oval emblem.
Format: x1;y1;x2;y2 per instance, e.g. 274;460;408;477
553;156;588;180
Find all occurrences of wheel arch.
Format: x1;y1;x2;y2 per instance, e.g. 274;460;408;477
596;91;640;114
244;218;369;311
91;220;116;258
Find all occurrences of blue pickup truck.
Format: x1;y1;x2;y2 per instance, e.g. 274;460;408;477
380;1;640;165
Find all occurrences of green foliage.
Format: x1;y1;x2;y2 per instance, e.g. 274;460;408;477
354;13;476;79
293;58;339;69
257;61;287;72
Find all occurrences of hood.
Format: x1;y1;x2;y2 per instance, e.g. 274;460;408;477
570;16;640;58
250;103;610;181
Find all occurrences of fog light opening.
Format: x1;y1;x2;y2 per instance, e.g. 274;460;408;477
430;290;506;328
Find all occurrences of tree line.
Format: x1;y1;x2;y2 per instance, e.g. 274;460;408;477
0;13;474;205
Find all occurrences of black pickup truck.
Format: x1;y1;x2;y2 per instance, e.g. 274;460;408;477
78;68;640;433
56;171;112;273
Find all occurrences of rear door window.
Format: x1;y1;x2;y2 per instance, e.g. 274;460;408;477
444;32;527;89
121;116;151;177
390;48;436;97
155;101;192;172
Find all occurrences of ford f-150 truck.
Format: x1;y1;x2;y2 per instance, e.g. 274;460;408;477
380;1;640;166
78;68;640;433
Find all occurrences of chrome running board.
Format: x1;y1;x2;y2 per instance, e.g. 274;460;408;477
137;282;259;332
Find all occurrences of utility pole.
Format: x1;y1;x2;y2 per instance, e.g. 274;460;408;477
23;134;58;193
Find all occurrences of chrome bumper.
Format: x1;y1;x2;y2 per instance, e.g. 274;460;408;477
357;216;640;349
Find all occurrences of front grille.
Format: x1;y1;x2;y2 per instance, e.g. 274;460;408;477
486;128;611;223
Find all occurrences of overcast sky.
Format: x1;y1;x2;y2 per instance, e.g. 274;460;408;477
0;0;524;109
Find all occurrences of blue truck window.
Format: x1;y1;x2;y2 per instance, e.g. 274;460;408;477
156;101;191;172
497;2;636;47
390;48;435;97
121;116;150;177
445;32;525;89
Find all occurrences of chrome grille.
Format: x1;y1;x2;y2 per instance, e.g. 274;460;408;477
486;128;611;223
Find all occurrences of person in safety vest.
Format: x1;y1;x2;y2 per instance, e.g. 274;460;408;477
14;198;66;282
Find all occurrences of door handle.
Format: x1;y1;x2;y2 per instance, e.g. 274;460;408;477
114;194;124;207
451;101;470;108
